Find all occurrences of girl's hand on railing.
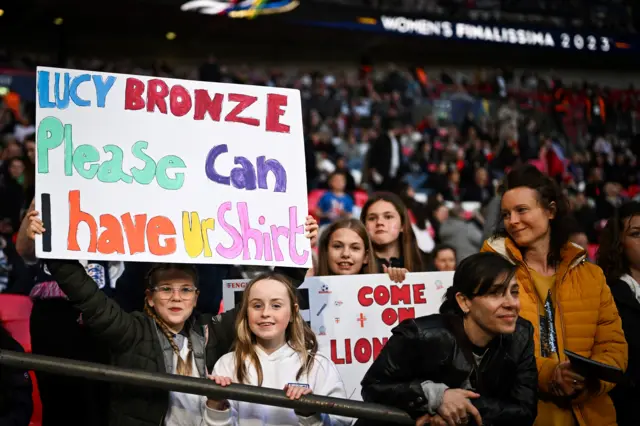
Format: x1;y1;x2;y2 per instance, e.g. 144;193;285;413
206;375;233;410
26;210;45;240
285;384;315;417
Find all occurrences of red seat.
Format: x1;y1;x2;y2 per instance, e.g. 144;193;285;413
0;295;42;426
307;189;327;220
353;190;369;208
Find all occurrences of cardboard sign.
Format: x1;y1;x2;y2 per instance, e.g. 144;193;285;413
35;67;311;267
223;272;453;399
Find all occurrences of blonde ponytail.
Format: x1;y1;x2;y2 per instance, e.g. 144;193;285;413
144;302;193;376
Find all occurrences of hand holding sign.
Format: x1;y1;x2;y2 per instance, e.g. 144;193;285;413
382;265;408;283
26;210;46;240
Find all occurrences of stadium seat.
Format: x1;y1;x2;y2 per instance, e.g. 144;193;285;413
0;295;42;426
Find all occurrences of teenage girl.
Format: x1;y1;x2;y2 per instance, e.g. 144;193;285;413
360;193;425;274
313;218;406;282
205;272;350;426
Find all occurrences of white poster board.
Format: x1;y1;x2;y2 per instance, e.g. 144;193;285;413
35;67;311;268
223;272;454;399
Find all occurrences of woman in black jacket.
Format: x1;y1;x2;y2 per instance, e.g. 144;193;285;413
597;201;640;426
359;252;537;426
0;323;33;426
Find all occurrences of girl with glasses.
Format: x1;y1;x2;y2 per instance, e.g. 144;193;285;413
26;212;235;426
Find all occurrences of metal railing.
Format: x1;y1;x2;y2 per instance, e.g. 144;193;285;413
0;350;414;425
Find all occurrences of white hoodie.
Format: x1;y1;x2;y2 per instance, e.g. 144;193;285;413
204;344;351;426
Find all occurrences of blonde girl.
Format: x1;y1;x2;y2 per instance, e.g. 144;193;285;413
205;273;349;426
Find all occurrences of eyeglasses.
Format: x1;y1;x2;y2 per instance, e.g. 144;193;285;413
152;286;198;301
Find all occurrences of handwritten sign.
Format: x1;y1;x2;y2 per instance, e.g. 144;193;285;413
35;67;311;267
223;272;453;399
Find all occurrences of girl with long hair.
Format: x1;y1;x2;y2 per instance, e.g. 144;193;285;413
597;201;640;426
359;252;537;426
315;218;378;277
482;164;627;426
360;193;425;276
205;272;349;426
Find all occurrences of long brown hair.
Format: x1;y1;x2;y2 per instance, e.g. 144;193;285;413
234;272;318;386
361;192;424;272
316;218;378;276
144;264;199;376
598;201;640;283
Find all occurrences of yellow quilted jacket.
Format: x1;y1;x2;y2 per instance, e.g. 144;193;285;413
482;237;628;426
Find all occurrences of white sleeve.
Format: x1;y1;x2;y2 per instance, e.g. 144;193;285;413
298;354;354;426
203;356;238;426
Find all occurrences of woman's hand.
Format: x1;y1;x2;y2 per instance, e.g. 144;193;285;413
286;384;315;417
205;375;232;410
305;215;319;248
26;210;45;240
437;389;482;426
383;265;408;283
551;361;586;397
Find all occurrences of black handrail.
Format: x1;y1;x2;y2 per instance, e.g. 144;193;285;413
0;350;414;424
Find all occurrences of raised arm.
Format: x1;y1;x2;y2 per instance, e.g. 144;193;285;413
46;259;142;352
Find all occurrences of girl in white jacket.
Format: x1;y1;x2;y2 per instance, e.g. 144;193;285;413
205;272;349;426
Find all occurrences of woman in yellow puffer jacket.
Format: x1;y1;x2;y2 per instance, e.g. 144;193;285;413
481;165;627;426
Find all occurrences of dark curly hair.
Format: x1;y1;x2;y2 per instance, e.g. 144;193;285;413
597;202;640;283
492;164;573;267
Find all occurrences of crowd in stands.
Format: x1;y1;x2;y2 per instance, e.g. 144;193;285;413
0;51;639;426
1;57;640;288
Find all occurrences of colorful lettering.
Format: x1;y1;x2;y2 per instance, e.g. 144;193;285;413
67;190;177;256
38;71;115;109
36;118;186;190
122;78;290;132
215;202;307;265
205;144;287;193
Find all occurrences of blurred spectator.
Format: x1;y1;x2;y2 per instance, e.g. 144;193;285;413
462;167;494;205
366;117;407;191
438;205;484;264
316;171;354;226
431;244;457;272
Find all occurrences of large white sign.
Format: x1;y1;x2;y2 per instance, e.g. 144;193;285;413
35;67;311;268
223;272;454;400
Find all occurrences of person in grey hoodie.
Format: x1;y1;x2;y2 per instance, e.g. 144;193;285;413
438;206;484;265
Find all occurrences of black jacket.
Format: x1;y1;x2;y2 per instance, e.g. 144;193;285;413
0;326;33;426
359;314;537;426
46;259;236;426
608;278;640;426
